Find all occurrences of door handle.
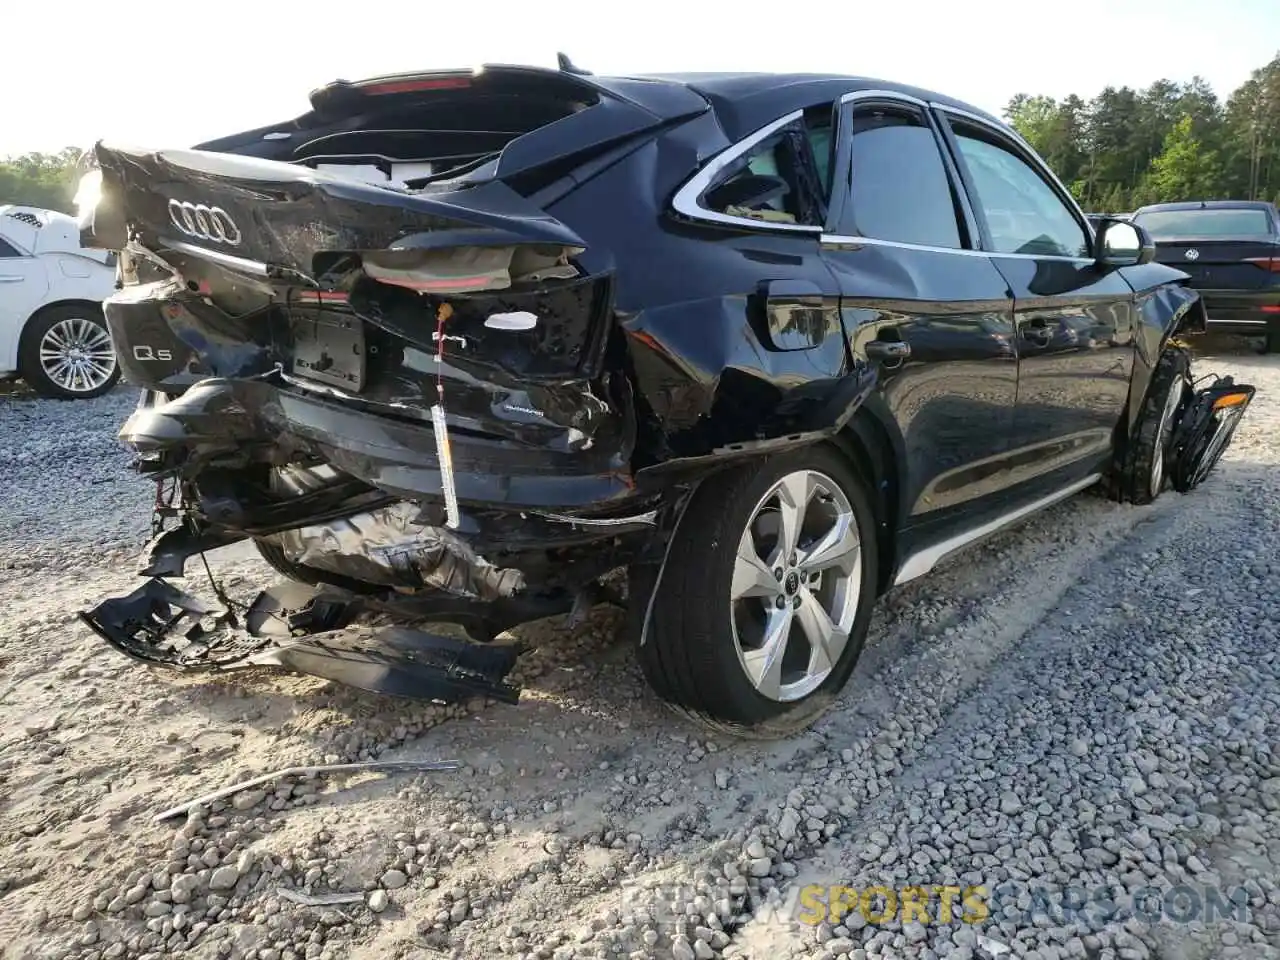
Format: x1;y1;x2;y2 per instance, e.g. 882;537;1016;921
0;276;24;283
865;339;911;362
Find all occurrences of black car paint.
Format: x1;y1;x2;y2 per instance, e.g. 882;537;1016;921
1131;200;1280;341
84;66;1199;604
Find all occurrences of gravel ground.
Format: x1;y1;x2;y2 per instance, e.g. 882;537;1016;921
1;339;1279;960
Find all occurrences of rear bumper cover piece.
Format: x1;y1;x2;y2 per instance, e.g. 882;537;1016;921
79;578;525;704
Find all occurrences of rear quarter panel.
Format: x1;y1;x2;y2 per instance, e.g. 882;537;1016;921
544;113;857;465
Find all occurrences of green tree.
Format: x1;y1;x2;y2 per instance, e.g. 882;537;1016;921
1137;116;1221;204
0;148;83;213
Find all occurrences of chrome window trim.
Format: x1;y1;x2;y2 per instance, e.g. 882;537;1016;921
669;109;823;235
928;101;1098;254
820;232;1094;264
839;88;929;108
830;89;986;254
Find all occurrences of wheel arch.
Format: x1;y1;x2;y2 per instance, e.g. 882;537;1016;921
830;405;904;596
18;298;108;348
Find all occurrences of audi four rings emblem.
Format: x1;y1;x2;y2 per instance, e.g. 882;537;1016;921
166;200;242;246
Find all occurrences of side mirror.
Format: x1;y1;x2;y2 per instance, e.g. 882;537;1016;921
705;173;790;212
1095;218;1155;268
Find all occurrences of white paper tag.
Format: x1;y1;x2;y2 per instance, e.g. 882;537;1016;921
431;403;461;529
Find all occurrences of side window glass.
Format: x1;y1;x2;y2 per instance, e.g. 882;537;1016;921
949;123;1090;258
0;238;21;258
703;112;831;227
841;105;962;248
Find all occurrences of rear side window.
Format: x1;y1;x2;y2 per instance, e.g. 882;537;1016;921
1133;208;1273;239
0;238;20;258
839;105;962;249
701;111;832;228
948;122;1090;259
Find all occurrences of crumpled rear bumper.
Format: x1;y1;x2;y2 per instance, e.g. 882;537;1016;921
121;376;642;513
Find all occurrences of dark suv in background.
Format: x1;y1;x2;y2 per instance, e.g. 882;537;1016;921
1130;200;1280;351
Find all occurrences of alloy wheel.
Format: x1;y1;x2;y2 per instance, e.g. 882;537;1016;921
38;316;117;395
729;469;862;702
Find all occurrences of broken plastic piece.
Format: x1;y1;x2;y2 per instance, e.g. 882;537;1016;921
1168;375;1255;493
78;578;262;669
254;625;524;705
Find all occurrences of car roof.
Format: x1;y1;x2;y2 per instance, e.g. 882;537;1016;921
317;65;1009;145
617;71;1004;140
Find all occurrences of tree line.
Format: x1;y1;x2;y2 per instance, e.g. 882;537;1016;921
3;54;1279;217
1006;53;1280;213
0;148;83;213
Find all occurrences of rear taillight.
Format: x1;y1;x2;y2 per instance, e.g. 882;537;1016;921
1244;257;1280;271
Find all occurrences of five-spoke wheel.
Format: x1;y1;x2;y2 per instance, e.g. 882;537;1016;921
633;445;877;736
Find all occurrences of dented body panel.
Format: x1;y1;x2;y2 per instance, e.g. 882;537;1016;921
76;65;1251;705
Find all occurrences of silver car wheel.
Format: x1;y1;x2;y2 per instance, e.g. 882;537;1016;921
38;316;117;394
729;469;862;702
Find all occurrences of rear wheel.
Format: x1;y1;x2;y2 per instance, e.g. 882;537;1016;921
18;305;120;400
1113;346;1191;505
633;445;878;738
1266;328;1280;355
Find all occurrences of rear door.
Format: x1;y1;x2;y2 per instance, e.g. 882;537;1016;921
819;93;1018;534
934;107;1135;489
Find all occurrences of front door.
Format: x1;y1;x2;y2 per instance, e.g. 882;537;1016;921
0;237;48;371
819;95;1018;536
935;111;1136;489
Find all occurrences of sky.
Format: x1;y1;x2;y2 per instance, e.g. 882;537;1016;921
4;0;1278;157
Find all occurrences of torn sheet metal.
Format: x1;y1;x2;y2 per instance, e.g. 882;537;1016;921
261;500;525;600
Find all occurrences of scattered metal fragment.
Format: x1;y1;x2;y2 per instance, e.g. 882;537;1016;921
277;888;366;907
153;759;462;823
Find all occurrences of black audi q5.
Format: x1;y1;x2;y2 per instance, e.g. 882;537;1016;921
73;61;1252;735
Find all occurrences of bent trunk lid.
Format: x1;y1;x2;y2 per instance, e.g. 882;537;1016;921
91;143;634;507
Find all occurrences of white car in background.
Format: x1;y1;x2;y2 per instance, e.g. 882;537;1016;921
0;204;120;399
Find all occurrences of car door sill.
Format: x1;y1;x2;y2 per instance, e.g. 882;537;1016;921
892;473;1103;587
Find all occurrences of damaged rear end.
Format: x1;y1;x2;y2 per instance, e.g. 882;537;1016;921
77;66;706;700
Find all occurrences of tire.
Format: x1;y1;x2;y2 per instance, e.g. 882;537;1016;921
1114;346;1191;505
1266;328;1280;355
18;304;120;400
632;444;878;738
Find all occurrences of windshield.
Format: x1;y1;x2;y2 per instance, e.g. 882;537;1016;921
1133;207;1273;239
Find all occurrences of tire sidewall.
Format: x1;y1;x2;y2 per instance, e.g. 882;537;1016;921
671;445;879;728
18;306;119;400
